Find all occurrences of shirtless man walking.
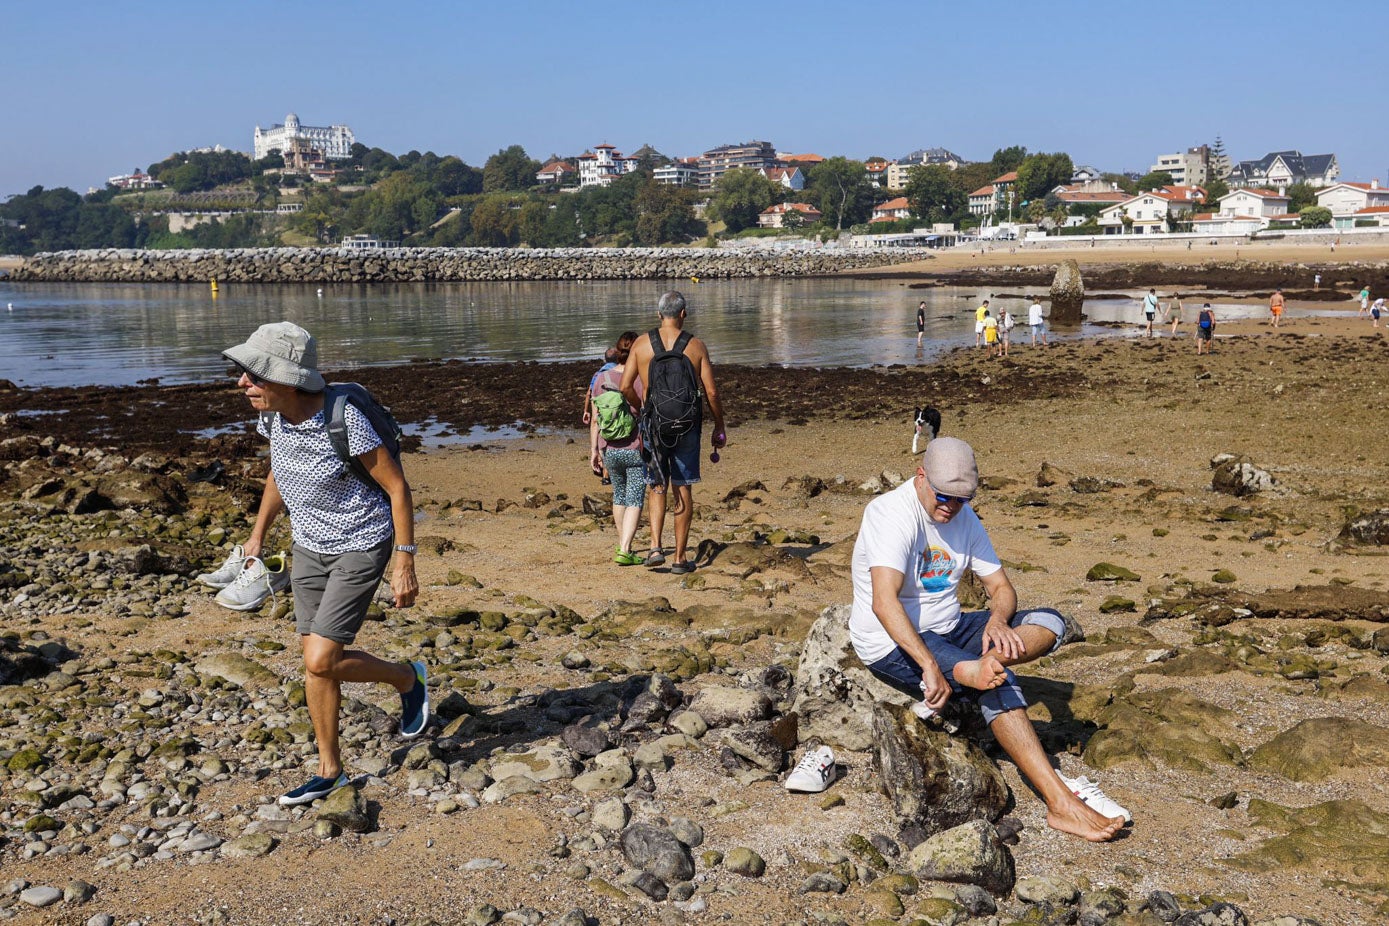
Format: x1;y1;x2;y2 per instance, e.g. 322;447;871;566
621;292;726;575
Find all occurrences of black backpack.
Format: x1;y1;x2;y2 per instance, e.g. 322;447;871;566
261;382;404;496
642;329;702;446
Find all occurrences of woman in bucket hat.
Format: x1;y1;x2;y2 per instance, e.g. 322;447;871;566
222;321;429;807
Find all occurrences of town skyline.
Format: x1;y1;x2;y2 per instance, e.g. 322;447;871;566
3;0;1384;198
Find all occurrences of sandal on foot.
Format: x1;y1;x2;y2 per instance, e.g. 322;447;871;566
645;549;666;567
670;561;696;575
614;551;642;566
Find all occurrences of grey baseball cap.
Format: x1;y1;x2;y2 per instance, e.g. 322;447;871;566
223;322;326;392
923;437;979;499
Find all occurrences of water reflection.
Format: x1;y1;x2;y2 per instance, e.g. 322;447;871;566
0;278;1286;388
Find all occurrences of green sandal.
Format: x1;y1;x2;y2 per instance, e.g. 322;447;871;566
613;550;643;566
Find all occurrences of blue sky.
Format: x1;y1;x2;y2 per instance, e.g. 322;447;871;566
3;0;1381;197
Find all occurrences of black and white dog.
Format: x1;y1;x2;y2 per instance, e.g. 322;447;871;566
912;406;942;455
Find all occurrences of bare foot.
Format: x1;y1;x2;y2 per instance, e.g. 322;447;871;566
951;654;1007;691
1047;794;1125;842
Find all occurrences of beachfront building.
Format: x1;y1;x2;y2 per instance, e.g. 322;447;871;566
1097;185;1206;234
107;169;162;191
870;197;912;223
1050;185;1128;213
699;141;781;188
654;159;700;187
968;172;1018;216
1226;150;1339;189
757;202;822;228
887;148;966;188
1315;180;1389;225
536;160;577;185
1148;145;1216;187
760;166;805;190
1188;188;1292;235
577;144;639;188
254;113;355;161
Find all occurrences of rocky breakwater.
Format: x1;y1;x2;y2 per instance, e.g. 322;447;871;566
9;246;934;284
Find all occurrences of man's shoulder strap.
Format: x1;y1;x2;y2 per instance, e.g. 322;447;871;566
649;328;692;358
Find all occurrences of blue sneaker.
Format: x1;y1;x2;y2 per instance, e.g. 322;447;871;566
278;771;348;807
400;660;429;738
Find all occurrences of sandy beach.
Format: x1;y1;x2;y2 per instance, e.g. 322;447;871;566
3;248;1389;924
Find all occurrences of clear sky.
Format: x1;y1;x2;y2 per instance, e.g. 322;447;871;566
3;0;1382;197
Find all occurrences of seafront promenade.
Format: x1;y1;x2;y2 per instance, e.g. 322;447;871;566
6;246;931;283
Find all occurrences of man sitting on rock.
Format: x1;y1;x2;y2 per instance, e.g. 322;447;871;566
849;437;1127;841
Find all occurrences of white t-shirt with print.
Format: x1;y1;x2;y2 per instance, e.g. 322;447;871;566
849;479;1001;665
258;403;394;555
1028;302;1044;326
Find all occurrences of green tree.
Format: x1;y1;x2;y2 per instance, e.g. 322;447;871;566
1136;170;1174;192
634;180;703;245
904;165;966;223
990;146;1028;175
468;194;520;245
1015;152;1075;204
1298;206;1332;229
1203;175;1229;206
807;157;875;232
483;145;541;193
706;168;782;233
1286;182;1318;212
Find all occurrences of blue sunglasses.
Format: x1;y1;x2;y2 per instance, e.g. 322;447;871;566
934;492;969;505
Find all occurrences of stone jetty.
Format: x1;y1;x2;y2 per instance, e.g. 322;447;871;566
8;246;933;284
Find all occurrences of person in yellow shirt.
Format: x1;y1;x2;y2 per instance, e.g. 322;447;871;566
975;299;990;347
983;311;1000;357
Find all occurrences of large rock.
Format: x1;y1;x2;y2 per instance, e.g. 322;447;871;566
789;605;916;751
872;703;1008;834
1226;798;1389;891
1340;508;1389;546
688;686;772;727
195;653;280;690
315;785;372;833
908;819;1015;895
1248;717;1389;782
620;823;695;884
1083;689;1242;772
1049;259;1084;322
1211;454;1274;497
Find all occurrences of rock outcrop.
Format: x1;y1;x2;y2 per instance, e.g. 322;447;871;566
1048;259;1084;322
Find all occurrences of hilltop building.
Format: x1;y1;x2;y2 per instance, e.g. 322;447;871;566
536;159;577;185
107;169;162;191
699;141;780;188
254;113;355;161
655;158;700;187
577;144;639;188
760;166;805;190
757;202;822;228
968;172;1018;216
1226;150;1338;189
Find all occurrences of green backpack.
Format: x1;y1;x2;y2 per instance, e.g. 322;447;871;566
593;386;636;442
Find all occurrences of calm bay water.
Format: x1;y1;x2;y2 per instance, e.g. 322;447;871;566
0;277;1268;388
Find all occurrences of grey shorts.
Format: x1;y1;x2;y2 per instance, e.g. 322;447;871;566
291;539;392;644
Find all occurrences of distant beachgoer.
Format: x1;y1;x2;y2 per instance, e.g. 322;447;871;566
1001;309;1015;356
975;300;990;347
1314;273;1322;289
582;348;619;425
1270;289;1285;328
983;311;999;357
222;322;428;808
620;291;726;575
590;331;645;565
1166;294;1183;336
1142;289;1159;337
1197;304;1215;355
1372;297;1384;328
917;301;927;347
1028;297;1048;346
1358;286;1371;318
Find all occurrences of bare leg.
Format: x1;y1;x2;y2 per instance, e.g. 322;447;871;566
617;504;642;555
610;502;627;545
989;708;1124;842
647;485;666;555
302;635;414;778
671;485;694;563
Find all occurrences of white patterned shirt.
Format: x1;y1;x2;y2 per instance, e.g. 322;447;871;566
257;404;394;554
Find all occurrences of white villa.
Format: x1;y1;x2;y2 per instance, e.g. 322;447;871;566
577;144;638;188
536;160;577;185
1226;150;1338;189
968;172;1018;216
1315;180;1389;228
1098;185;1206;234
1190;188;1292;235
254;113;355;161
760;166;805;191
757;202;822;228
870;197;912;223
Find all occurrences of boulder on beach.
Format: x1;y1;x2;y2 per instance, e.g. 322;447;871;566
1049;259;1084;322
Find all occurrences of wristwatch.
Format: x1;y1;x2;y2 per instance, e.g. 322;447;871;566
393;544;417;555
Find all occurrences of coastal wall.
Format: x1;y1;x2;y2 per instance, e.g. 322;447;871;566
7;246;933;283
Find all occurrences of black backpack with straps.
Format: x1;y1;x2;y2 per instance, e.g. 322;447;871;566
642;329;702;446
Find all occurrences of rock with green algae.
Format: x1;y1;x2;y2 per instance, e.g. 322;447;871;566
1227;798;1389;892
1248;716;1389;782
1087;562;1140;582
1083;689;1242;772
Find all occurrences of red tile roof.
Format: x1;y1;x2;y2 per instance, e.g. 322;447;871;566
993;171;1018;183
970;185;995;197
1354;205;1389;214
875;197;910;211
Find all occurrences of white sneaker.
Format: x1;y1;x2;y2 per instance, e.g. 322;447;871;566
785;745;837;793
1060;774;1132;823
196;544;247;589
214;553;291;611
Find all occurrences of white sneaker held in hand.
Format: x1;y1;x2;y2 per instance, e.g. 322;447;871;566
214;553;291;611
196;544;247;589
785;745;837;793
1060;774;1132;823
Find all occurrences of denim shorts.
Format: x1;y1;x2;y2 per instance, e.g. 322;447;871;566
291;539;392;644
645;426;701;487
866;608;1066;725
604;446;645;508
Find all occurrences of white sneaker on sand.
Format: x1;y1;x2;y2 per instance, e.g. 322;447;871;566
214;553;291;611
196;544;247;589
1060;774;1132;823
785;745;837;793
